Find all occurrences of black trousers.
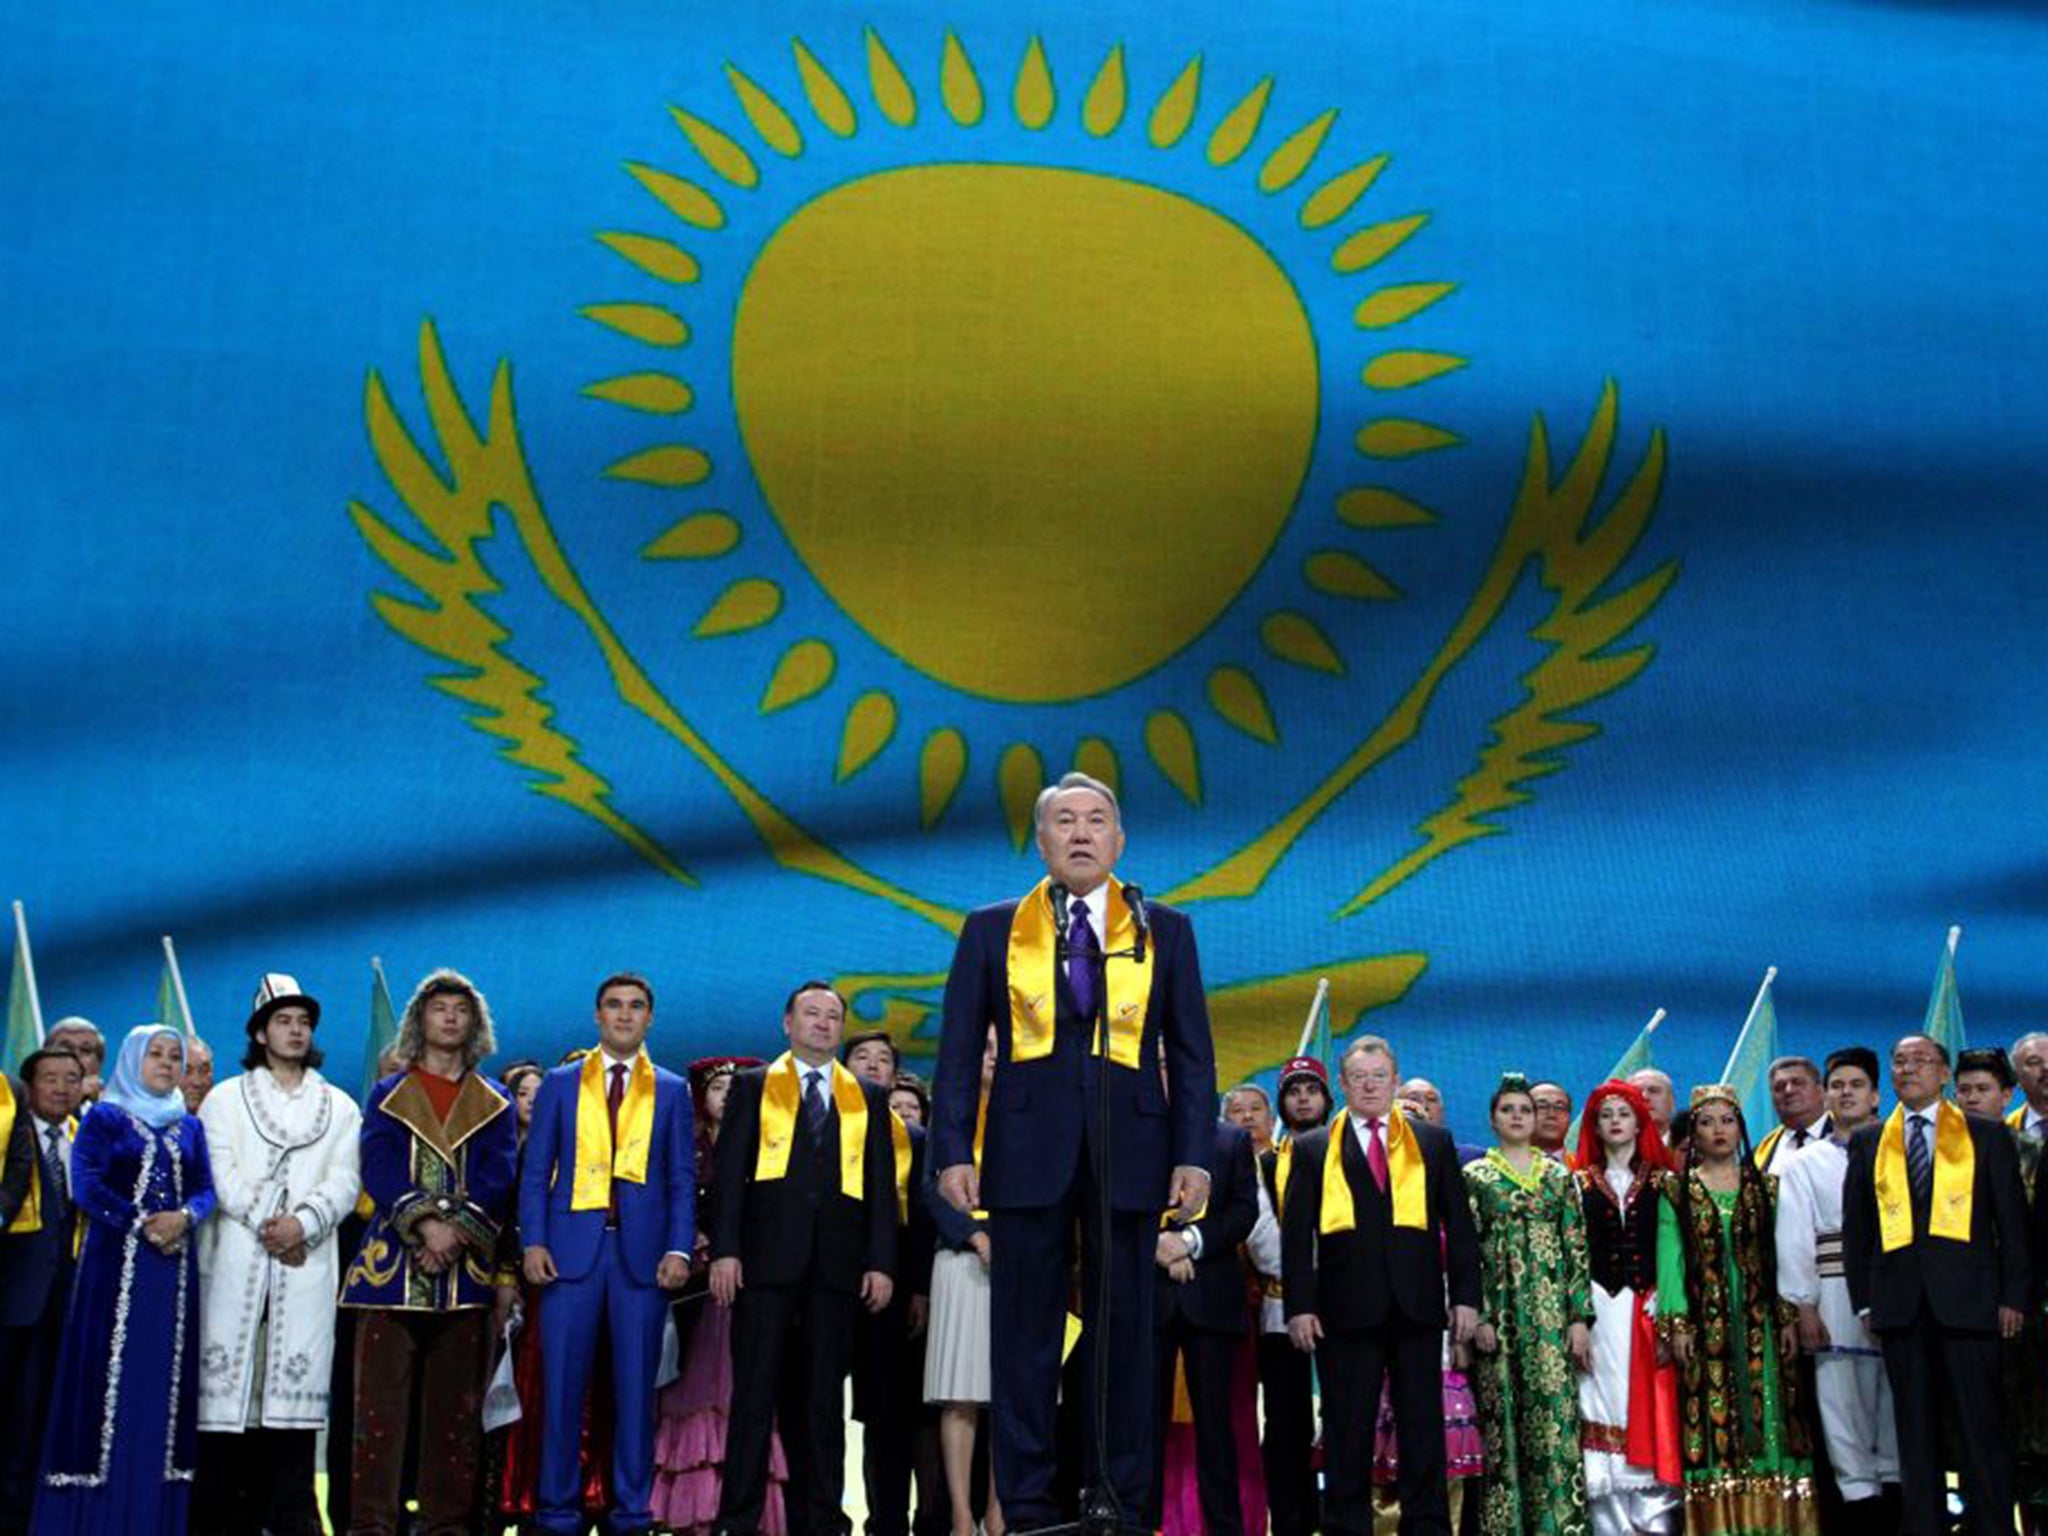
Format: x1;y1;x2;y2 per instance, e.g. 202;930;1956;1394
719;1271;860;1536
192;1427;322;1536
1319;1320;1449;1536
0;1270;71;1536
1151;1317;1244;1536
988;1180;1153;1527
1881;1306;2012;1536
855;1291;918;1536
1258;1331;1319;1536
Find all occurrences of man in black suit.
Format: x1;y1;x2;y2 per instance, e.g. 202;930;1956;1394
932;771;1218;1529
1281;1036;1479;1536
1258;1058;1333;1536
1842;1032;2030;1536
0;1046;86;1536
1152;1117;1259;1536
710;982;899;1536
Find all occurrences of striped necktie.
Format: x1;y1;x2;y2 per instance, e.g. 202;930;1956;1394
1907;1112;1933;1200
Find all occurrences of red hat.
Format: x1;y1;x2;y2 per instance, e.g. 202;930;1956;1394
1278;1056;1330;1090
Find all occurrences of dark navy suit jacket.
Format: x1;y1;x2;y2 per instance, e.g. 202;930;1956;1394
0;1118;75;1329
1156;1120;1259;1332
930;891;1218;1214
519;1059;695;1283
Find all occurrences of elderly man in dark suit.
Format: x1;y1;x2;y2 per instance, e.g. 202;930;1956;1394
1281;1035;1479;1536
1843;1032;2030;1536
932;772;1219;1530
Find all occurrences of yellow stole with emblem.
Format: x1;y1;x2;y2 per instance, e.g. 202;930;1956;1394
1875;1100;1974;1251
4;1103;79;1241
1320;1108;1428;1234
1274;1138;1295;1220
889;1111;912;1223
2009;1105;2031;1132
1006;876;1153;1068
570;1048;658;1211
755;1053;867;1201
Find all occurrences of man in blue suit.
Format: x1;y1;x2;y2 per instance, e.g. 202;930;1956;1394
933;772;1219;1528
520;972;695;1536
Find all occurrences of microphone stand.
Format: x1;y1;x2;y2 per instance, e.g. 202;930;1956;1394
1042;893;1152;1536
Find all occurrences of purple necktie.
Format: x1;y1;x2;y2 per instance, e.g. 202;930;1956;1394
1068;899;1099;1021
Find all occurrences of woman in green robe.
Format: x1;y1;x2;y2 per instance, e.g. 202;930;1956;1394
1464;1073;1594;1535
1655;1084;1816;1536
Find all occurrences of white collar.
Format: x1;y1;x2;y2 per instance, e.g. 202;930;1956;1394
31;1114;68;1139
601;1049;639;1074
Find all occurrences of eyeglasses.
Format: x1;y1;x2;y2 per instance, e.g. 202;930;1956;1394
1891;1053;1944;1067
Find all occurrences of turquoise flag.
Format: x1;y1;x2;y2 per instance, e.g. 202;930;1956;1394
1719;970;1781;1137
1568;1008;1664;1146
155;939;197;1040
1923;927;1967;1064
5;904;43;1073
363;958;399;1103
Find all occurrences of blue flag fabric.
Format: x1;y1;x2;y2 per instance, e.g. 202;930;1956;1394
1720;973;1782;1140
4;4;2045;1118
1923;931;1967;1065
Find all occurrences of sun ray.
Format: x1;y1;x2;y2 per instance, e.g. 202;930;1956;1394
585;372;693;414
605;445;711;487
1014;36;1055;130
582;302;688;346
1145;712;1202;805
919;728;967;827
1300;155;1387;230
1355;281;1455;328
1074;738;1120;795
761;638;835;712
866;28;918;126
666;108;760;189
724;66;803;156
1363;351;1466;390
695;577;782;637
1357;419;1461;458
791;39;857;136
1333;214;1428;274
1206;77;1272;166
1082;45;1126;137
1338;487;1436;527
596;232;700;285
837;690;896;780
642;511;736;559
625;164;727;230
1261;611;1346;674
1148;56;1202;148
1208;666;1279;744
941;32;984;125
1306;551;1400;601
1258;109;1338;193
999;743;1045;851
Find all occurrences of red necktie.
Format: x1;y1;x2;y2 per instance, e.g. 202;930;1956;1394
1366;1117;1390;1193
607;1063;627;1223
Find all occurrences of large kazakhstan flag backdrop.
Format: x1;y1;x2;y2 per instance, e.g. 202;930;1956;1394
4;2;2045;1125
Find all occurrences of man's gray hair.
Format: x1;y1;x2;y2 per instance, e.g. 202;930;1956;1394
1033;771;1121;830
1339;1035;1399;1077
47;1015;103;1044
1767;1055;1821;1081
2014;1032;2048;1057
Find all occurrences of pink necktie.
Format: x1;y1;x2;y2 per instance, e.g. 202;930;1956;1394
1366;1118;1390;1193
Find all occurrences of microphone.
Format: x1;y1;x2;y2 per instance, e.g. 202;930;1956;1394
1123;883;1149;962
1048;881;1071;949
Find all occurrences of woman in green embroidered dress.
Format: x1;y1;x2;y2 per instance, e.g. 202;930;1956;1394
1654;1084;1816;1536
1464;1074;1594;1535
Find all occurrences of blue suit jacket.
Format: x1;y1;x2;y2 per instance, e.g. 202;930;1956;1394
519;1059;695;1284
930;893;1218;1213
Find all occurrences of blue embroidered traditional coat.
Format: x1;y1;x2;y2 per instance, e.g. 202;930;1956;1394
33;1104;216;1536
340;1069;517;1311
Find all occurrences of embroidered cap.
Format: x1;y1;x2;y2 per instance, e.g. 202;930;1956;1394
246;972;321;1037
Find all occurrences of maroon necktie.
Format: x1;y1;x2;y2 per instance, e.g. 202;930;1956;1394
607;1063;627;1223
1365;1118;1390;1194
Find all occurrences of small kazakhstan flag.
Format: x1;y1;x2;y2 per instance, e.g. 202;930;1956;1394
362;957;398;1104
5;902;44;1073
155;936;198;1041
1569;1008;1664;1145
1719;968;1781;1138
1923;926;1967;1064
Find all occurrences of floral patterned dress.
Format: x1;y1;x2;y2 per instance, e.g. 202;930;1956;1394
1464;1150;1593;1535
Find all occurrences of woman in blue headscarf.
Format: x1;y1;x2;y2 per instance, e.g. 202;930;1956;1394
32;1024;216;1536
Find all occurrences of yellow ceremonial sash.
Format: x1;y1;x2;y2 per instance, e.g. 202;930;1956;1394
1273;1138;1295;1220
1005;876;1153;1069
970;1093;989;1222
754;1053;867;1201
1875;1101;1974;1252
2009;1105;2030;1132
7;1112;79;1240
1320;1109;1428;1234
570;1048;658;1212
1753;1125;1784;1170
889;1110;912;1224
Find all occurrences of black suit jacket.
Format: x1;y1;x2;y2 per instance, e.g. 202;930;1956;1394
1842;1107;2029;1332
0;1113;73;1330
0;1082;32;1229
1157;1121;1258;1333
1280;1115;1480;1332
711;1064;899;1293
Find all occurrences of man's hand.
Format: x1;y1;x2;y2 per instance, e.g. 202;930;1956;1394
968;1231;991;1269
259;1213;307;1257
657;1253;691;1291
1566;1320;1591;1373
908;1294;929;1339
1155;1230;1193;1269
1471;1322;1498;1355
939;1164;979;1215
1167;1166;1210;1224
2002;1305;2027;1340
522;1245;559;1287
709;1256;742;1307
1795;1303;1830;1354
278;1243;308;1268
861;1271;895;1314
417;1216;464;1264
1167;1256;1195;1284
1451;1304;1479;1347
1287;1313;1323;1353
1778;1321;1799;1363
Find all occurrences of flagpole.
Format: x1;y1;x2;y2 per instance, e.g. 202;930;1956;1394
162;934;198;1039
1643;1007;1667;1039
13;900;45;1043
1295;976;1330;1058
1718;966;1778;1084
1948;924;1962;958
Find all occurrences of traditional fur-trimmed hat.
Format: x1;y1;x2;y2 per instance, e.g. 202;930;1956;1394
246;972;320;1037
